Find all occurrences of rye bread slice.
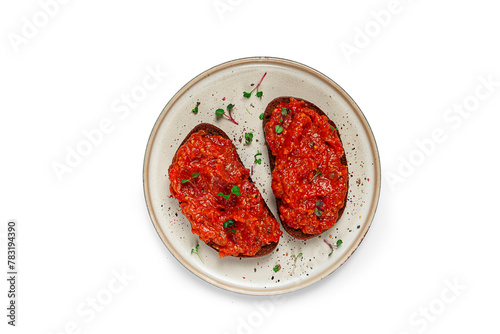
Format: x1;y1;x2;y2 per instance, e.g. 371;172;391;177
170;123;279;257
263;97;349;240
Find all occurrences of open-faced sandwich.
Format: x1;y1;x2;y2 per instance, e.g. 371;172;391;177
168;123;282;257
263;97;349;240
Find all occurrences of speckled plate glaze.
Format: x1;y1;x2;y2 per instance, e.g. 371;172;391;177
143;57;380;295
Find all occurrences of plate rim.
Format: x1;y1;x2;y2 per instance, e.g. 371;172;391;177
143;56;381;295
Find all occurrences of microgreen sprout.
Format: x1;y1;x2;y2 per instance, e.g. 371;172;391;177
191;243;203;263
215;103;238;125
216;192;230;199
181;172;200;183
313;166;322;179
324;239;343;256
245;132;253;145
231;185;241;196
192;102;200;114
243;72;267;98
216;185;241;199
291;253;303;274
254;152;263;164
314;207;322;217
223;219;235;228
330;125;337;135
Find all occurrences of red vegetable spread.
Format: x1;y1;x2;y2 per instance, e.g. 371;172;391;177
169;131;282;257
264;98;348;235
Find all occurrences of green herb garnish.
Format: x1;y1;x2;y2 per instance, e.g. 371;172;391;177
245;132;253;145
324;240;334;256
324;239;342;257
215;104;238;125
313;166;322;179
217;185;241;199
291;253;303;273
275;124;283;134
231;185;241;196
259;113;264;120
192;102;200;114
314;207;322;217
273;264;281;272
223;219;235;228
243;72;267;98
191;243;203;263
281;107;290;116
216;192;230;199
181;172;200;183
254;152;263;164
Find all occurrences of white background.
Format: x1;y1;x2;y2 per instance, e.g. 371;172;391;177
1;0;499;333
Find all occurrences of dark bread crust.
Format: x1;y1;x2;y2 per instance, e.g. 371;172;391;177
171;123;279;257
263;97;349;240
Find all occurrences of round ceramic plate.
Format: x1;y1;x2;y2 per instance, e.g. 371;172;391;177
143;57;380;295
